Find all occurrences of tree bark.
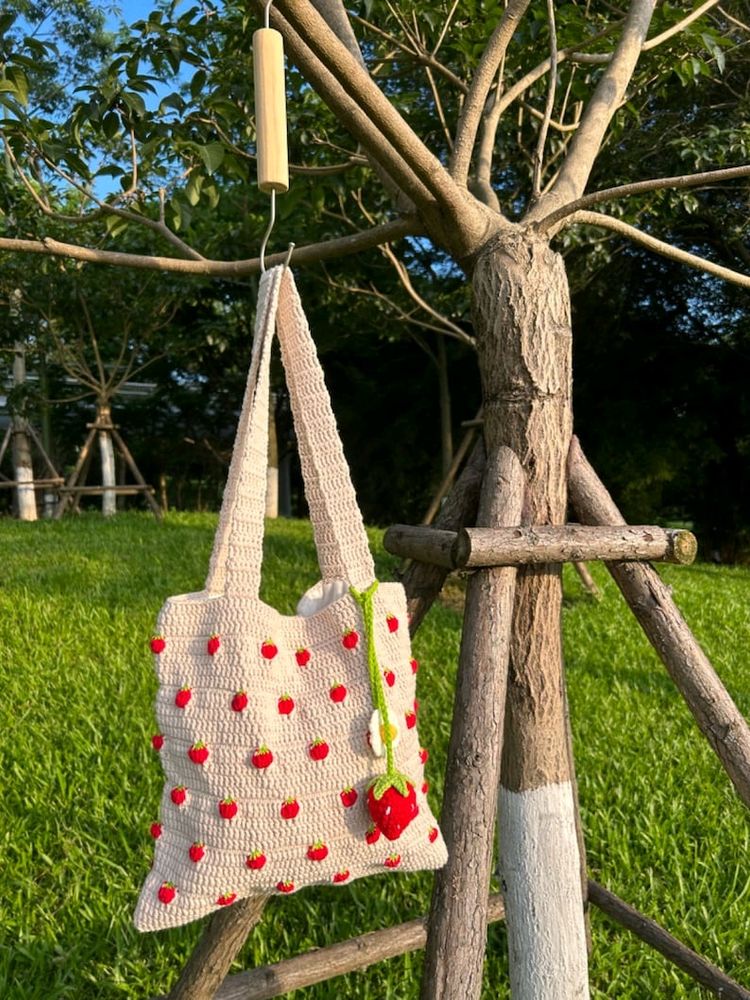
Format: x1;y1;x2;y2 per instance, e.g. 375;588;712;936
473;232;589;998
11;343;37;522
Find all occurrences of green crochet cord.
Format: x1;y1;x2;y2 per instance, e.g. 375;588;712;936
350;581;410;798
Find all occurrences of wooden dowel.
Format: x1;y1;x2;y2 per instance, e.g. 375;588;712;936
588;880;750;999
573;560;602;600
0;477;63;489
208;896;506;1000
57;485;155;495
455;524;697;568
253;28;289;194
384;524;456;568
55;426;97;519
111;427;163;520
421;414;479;526
568;436;750;812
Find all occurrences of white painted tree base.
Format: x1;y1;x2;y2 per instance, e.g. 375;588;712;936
15;463;37;521
499;782;590;1000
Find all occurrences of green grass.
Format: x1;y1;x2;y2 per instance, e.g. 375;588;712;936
1;512;749;998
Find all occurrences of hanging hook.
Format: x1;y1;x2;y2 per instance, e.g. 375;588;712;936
259;188;276;273
263;0;273;28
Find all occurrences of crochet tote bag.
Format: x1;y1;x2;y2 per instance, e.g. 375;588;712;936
135;266;447;931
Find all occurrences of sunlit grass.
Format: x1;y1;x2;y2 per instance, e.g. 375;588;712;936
1;513;749;998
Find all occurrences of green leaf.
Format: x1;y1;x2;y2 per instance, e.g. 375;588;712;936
197;142;225;175
5;66;29;107
102;111;120;139
190;69;207;100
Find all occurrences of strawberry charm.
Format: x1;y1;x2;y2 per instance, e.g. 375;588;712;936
251;746;273;769
150;822;162;839
171;785;187;806
333;870;350;883
188;742;209;765
277;694;294;716
307;840;328;862
231;690;248;712
367;777;419;841
295;647;311;667
246;850;266;870
151;733;164;751
340;786;358;808
158;881;176;904
342;628;359;650
217;892;237;906
280;797;299;820
329;682;347;704
309;738;329;761
189;842;205;862
150;635;166;654
386;614;399;633
175;685;192;708
207;634;221;656
218;797;238;820
260;639;278;660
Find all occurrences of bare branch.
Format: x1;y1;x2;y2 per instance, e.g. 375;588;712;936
562;210;750;288
532;0;558;199
352;14;468;92
529;0;656;221
0;218;423;276
432;0;461;57
537;163;750;232
716;6;750;35
643;0;721;50
425;66;454;152
451;0;533;186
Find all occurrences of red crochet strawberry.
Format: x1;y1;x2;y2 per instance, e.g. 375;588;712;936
367;777;418;841
217;892;236;906
386;614;399;633
405;710;417;730
280;797;299;820
329;682;347;703
342;629;359;650
309;738;329;761
246;850;266;870
428;827;439;844
340;787;358;808
151;733;164;751
219;797;237;820
419;747;429;764
295;647;311;667
277;694;294;715
332;870;350;883
207;634;221;656
158;881;176;904
189;842;205;862
188;742;209;765
231;690;248;712
422;781;429;795
260;639;278;660
277;880;294;893
150;635;165;654
410;658;419;674
307;840;328;862
150;822;162;839
175;685;192;708
384;854;401;869
365;823;381;845
171;785;187;806
383;669;396;688
251;746;273;769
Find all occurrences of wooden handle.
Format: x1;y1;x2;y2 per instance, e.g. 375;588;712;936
253;27;289;194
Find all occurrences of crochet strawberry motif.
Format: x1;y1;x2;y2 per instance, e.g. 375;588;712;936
280;797;299;819
188;742;209;765
307;841;328;861
422;781;429;795
295;647;311;667
207;634;221;656
428;827;439;843
189;842;205;862
150;635;165;654
261;639;278;660
384;854;401;869
367;777;419;842
158;881;176;904
246;850;266;870
386;614;399;633
333;870;350;883
171;786;187;806
175;685;192;708
277;880;294;893
410;658;419;674
217;892;237;906
365;824;381;845
342;629;359;650
277;694;294;715
252;746;273;769
150;822;162;839
309;738;329;761
218;797;237;820
419;748;429;764
231;690;248;712
329;682;347;703
383;669;395;688
405;710;417;730
151;733;164;751
340;787;358;808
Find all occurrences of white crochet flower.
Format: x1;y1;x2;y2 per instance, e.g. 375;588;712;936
368;709;400;757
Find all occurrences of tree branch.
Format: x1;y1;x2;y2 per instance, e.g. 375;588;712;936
537;163;750;232
352;14;468;93
532;0;558;199
528;0;656;221
451;0;533;187
0;218;422;276
562;210;750;288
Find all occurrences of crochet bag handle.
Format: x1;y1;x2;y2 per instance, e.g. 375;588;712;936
205;266;375;597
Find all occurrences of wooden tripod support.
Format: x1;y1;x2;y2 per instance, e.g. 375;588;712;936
0;420;64;499
54;412;162;520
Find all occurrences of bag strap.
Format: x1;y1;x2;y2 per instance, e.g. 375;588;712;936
205;266;375;597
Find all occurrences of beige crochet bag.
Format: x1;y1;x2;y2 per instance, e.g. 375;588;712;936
135;266;447;931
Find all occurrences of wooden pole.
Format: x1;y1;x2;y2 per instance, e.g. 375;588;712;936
421;447;524;999
573;560;601;599
54;425;97;518
111;427;163;520
421;420;479;527
568;436;750;812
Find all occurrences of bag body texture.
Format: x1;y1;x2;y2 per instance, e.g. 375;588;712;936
134;267;447;932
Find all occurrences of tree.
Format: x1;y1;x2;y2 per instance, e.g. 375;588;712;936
2;1;750;997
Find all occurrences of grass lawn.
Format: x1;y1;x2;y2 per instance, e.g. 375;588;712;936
1;511;750;998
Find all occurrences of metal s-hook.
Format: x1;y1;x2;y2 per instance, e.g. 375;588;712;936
263;0;273;29
259;188;276;273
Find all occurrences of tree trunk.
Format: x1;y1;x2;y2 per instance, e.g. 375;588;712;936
97;403;116;517
472;232;589;999
12;343;37;522
436;335;453;478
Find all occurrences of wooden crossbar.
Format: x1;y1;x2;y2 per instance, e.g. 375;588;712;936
0;477;63;489
57;485;155;495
